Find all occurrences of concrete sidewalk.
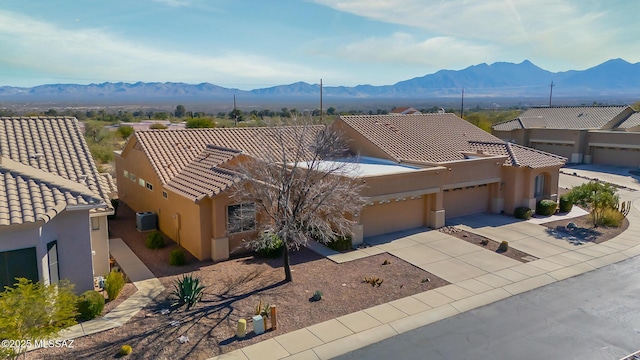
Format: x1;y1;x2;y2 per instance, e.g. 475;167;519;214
210;177;640;360
58;238;164;340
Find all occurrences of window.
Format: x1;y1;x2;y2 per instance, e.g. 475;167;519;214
227;203;256;234
146;182;153;191
124;170;129;179
138;178;145;187
91;217;100;230
162;191;168;199
47;241;59;285
0;247;38;289
130;173;136;182
534;174;545;198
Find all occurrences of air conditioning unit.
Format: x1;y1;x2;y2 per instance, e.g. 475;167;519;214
136;211;157;232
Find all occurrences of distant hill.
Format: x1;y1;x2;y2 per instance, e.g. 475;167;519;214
1;59;638;102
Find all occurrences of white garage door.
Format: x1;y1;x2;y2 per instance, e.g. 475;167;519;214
443;185;490;219
531;143;573;159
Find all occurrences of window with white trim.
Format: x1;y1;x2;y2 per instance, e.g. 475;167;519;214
146;182;153;190
534;174;545;198
227;203;256;234
162;191;168;199
138;178;145;187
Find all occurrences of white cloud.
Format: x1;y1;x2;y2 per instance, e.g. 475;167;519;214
336;33;498;69
312;0;636;71
151;0;192;7
0;10;324;88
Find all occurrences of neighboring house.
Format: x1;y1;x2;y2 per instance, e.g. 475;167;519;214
0;117;115;293
116;114;564;263
492;105;640;167
390;107;422;115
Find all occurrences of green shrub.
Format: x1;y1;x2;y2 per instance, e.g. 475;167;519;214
76;290;105;320
119;344;133;356
536;199;558;216
595;207;624;227
257;233;284;258
498;240;509;252
559;194;573;213
105;269;125;301
327;236;352;252
145;231;164;249
514;207;533;220
171;274;205;310
169;248;187;266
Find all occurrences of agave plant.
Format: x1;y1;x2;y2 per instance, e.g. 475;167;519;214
171;274;205;310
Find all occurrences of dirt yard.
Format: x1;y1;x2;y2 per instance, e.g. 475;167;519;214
28;204;448;359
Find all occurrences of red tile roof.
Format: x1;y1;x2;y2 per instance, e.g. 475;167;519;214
468;141;566;168
131;126;324;201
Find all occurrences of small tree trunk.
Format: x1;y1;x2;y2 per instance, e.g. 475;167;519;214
283;244;293;282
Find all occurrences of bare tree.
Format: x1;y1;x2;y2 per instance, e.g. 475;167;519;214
228;119;366;282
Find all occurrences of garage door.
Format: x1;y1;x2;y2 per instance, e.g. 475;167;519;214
591;147;640;168
443;185;490;219
361;198;424;238
531;143;573;159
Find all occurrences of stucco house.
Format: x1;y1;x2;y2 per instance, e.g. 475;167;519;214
115;113;565;263
0;117;115;293
492;105;640;167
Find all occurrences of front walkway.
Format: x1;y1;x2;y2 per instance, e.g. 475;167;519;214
58;238;164;339
212;184;640;360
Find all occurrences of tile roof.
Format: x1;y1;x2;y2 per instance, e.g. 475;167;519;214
132;126;324;199
0;157;106;226
0;117;114;226
492;106;632;131
617;112;640;129
468;141;567;169
339;114;501;163
164;145;241;201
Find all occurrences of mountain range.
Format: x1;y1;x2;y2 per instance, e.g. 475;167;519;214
1;59;638;102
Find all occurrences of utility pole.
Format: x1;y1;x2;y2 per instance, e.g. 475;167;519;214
233;94;238;127
460;88;464;119
320;78;323;123
549;81;555;107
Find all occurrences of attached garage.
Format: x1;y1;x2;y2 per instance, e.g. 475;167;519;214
361;197;424;238
530;142;573;159
590;146;640;168
443;185;490;219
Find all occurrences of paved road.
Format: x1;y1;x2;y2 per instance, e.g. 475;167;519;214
335;254;640;360
337;168;640;360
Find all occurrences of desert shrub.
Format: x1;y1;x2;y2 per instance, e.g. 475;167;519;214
104;269;125;301
119;344;133;356
145;231;164;249
514;207;533;220
169;248;187;266
149;123;168;129
536;199;557;216
76;290;105;320
595;207;624;227
257;233;284;258
327;235;352;252
171;274;205;310
559;194;573;213
498;240;509;252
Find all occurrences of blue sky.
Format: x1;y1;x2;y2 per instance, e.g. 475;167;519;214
0;0;637;89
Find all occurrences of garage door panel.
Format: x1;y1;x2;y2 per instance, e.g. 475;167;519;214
591;147;640;168
444;185;490;219
361;198;424;238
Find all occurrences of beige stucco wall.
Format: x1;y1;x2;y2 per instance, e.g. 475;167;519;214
501;166;560;213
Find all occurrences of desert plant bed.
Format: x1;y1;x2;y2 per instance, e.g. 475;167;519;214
541;214;628;244
439;226;538;262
